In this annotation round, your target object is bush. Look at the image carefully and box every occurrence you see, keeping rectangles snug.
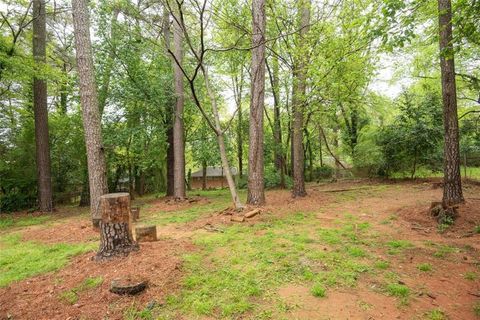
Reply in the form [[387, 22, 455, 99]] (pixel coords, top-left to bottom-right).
[[313, 165, 334, 180], [237, 166, 292, 189], [0, 192, 36, 213]]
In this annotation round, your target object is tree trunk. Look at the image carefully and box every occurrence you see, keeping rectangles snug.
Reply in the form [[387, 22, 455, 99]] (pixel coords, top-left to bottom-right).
[[166, 122, 174, 196], [267, 51, 285, 188], [96, 193, 138, 260], [203, 67, 243, 209], [202, 160, 207, 190], [163, 7, 175, 197], [291, 0, 310, 197], [33, 0, 53, 212], [72, 0, 108, 226], [247, 0, 266, 205], [233, 73, 244, 179], [172, 13, 186, 200], [438, 0, 464, 206]]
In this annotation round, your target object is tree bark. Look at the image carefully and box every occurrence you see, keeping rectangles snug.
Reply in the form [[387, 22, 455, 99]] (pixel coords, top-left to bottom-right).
[[172, 14, 186, 200], [33, 0, 53, 212], [267, 52, 285, 188], [438, 0, 464, 206], [96, 193, 138, 260], [292, 0, 310, 197], [202, 160, 207, 190], [233, 73, 244, 179], [247, 0, 266, 205], [72, 0, 108, 226]]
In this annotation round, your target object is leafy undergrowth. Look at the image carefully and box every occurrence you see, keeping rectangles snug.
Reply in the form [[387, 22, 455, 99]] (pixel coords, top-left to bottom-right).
[[0, 233, 96, 287]]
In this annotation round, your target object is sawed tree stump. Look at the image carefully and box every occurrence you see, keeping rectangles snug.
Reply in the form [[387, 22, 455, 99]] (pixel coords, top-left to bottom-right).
[[135, 225, 157, 242], [96, 193, 138, 260]]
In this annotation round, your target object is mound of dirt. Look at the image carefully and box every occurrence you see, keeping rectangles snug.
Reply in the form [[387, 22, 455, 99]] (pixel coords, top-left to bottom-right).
[[0, 239, 196, 320], [398, 198, 480, 238]]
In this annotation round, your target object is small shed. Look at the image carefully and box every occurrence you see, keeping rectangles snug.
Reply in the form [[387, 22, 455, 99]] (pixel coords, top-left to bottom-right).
[[190, 166, 238, 189]]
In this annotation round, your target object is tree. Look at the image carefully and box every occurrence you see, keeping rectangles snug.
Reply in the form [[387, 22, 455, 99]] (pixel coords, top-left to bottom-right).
[[171, 10, 186, 200], [438, 0, 464, 206], [71, 0, 108, 226], [32, 0, 53, 212], [291, 0, 310, 197], [247, 0, 266, 205]]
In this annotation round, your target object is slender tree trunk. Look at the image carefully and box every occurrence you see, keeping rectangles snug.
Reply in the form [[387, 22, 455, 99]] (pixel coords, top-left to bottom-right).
[[98, 8, 119, 115], [33, 0, 53, 212], [72, 0, 108, 226], [292, 0, 310, 197], [202, 160, 207, 190], [267, 52, 285, 188], [247, 0, 266, 205], [163, 9, 175, 197], [233, 73, 244, 179], [203, 67, 243, 209], [438, 0, 464, 206], [172, 12, 186, 200], [166, 124, 174, 196], [59, 62, 68, 114]]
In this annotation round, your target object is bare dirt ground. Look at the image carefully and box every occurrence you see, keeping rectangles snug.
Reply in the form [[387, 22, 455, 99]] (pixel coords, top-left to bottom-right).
[[1, 179, 479, 320]]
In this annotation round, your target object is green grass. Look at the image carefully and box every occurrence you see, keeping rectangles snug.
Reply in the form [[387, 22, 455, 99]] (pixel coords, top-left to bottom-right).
[[417, 263, 433, 272], [474, 302, 480, 317], [375, 260, 390, 270], [424, 309, 448, 320], [391, 166, 480, 180], [311, 283, 326, 297], [148, 210, 377, 318], [464, 271, 477, 281], [386, 240, 413, 255], [59, 276, 103, 305], [139, 189, 246, 226], [0, 233, 96, 287], [386, 283, 410, 305], [0, 215, 51, 230]]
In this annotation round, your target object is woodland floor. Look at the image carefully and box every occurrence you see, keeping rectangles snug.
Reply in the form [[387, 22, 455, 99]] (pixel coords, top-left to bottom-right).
[[1, 179, 480, 320]]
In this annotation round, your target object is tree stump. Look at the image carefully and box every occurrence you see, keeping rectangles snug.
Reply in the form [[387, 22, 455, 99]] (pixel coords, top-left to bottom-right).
[[135, 225, 157, 242], [131, 207, 140, 222], [110, 278, 148, 295], [96, 193, 138, 260]]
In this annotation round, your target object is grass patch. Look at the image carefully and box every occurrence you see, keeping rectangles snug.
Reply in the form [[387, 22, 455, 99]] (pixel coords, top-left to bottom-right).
[[465, 271, 478, 281], [375, 260, 390, 270], [59, 276, 103, 305], [311, 283, 326, 297], [0, 233, 95, 287], [424, 309, 448, 320], [386, 240, 413, 255], [474, 302, 480, 317], [417, 263, 433, 272], [386, 283, 410, 305], [432, 245, 458, 258], [0, 215, 50, 230]]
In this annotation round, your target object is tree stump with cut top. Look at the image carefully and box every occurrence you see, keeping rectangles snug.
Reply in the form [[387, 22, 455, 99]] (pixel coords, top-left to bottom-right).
[[135, 225, 157, 242], [96, 193, 138, 260]]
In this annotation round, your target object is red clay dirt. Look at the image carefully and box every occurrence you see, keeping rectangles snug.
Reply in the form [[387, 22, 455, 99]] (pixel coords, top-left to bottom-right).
[[1, 179, 480, 319]]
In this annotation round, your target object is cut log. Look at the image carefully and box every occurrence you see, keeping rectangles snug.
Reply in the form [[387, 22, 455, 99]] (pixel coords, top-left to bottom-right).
[[110, 278, 147, 295], [230, 215, 245, 222], [244, 209, 261, 219], [131, 207, 140, 222], [96, 193, 138, 260], [135, 225, 157, 242]]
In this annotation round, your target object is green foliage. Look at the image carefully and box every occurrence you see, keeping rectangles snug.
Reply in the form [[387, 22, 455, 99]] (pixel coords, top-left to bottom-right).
[[377, 91, 443, 178], [0, 234, 95, 287], [474, 302, 480, 317]]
